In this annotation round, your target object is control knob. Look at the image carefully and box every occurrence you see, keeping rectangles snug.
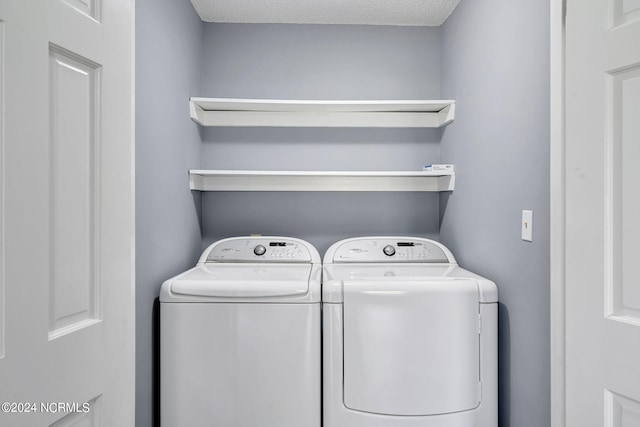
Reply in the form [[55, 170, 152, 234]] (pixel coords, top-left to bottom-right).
[[383, 245, 396, 256], [253, 245, 267, 256]]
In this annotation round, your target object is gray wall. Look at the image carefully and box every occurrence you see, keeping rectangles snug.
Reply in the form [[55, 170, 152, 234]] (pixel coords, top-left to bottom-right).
[[135, 1, 203, 426], [200, 24, 443, 253], [439, 1, 550, 426]]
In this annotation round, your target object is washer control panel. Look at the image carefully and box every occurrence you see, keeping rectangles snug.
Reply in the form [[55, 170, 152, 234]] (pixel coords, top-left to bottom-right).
[[205, 238, 313, 263], [331, 238, 451, 263]]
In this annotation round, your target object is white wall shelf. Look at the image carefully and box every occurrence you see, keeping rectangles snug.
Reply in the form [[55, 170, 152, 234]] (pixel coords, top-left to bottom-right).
[[189, 170, 455, 192], [189, 97, 455, 128]]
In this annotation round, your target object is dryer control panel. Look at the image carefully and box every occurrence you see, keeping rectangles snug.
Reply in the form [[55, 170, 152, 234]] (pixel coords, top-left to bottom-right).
[[328, 237, 454, 263], [202, 237, 317, 263]]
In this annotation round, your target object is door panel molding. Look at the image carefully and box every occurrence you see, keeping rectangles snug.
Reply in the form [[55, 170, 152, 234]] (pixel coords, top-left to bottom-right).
[[604, 65, 640, 326], [604, 389, 640, 427], [48, 44, 103, 340]]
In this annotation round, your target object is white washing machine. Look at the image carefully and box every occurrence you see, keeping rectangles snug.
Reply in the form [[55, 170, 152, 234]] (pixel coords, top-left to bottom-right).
[[323, 236, 498, 427], [160, 236, 321, 427]]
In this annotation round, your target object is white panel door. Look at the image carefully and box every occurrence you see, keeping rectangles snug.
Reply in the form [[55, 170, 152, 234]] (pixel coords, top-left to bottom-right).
[[565, 0, 640, 425], [0, 0, 134, 425]]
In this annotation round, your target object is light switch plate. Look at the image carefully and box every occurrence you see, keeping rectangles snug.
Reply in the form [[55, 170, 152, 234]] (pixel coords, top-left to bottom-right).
[[522, 210, 533, 242]]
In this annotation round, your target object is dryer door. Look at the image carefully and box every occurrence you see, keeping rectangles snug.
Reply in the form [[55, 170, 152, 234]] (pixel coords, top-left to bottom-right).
[[342, 279, 480, 416]]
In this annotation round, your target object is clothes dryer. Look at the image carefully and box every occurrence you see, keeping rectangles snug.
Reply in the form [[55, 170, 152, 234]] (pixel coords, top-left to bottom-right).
[[160, 236, 321, 427], [323, 236, 498, 427]]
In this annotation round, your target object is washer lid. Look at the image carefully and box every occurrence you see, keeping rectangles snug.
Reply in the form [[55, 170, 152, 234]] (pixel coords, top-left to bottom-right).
[[164, 264, 313, 299]]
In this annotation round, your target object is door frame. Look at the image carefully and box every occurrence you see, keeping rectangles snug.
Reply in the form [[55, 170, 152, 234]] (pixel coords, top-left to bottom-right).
[[550, 0, 566, 426]]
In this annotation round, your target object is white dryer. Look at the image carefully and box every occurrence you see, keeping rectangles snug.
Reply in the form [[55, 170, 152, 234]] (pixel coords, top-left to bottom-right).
[[323, 236, 498, 427], [160, 236, 321, 427]]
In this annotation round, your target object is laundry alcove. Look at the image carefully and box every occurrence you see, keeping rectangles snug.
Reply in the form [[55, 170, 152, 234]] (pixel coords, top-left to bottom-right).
[[135, 1, 551, 427]]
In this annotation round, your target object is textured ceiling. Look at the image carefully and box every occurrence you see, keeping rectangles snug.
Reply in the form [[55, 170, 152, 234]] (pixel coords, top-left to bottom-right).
[[190, 0, 461, 26]]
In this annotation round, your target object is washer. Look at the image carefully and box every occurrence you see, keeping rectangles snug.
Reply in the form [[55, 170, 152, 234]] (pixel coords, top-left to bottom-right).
[[160, 236, 321, 427], [323, 236, 498, 427]]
